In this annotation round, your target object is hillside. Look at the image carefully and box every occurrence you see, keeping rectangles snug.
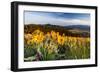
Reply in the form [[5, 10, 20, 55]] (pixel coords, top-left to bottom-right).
[[24, 24, 90, 37]]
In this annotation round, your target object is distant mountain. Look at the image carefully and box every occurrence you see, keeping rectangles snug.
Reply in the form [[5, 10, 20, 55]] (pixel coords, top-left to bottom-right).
[[43, 24, 90, 31], [24, 24, 90, 37], [64, 25, 90, 31]]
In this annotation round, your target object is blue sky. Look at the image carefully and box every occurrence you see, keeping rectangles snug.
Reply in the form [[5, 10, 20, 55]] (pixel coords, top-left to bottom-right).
[[24, 11, 90, 26]]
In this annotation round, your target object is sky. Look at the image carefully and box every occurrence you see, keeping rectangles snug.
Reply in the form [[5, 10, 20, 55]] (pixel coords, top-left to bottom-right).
[[24, 11, 90, 26]]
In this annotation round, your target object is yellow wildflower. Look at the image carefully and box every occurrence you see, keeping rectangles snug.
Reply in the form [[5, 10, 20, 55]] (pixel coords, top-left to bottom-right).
[[57, 35, 65, 45]]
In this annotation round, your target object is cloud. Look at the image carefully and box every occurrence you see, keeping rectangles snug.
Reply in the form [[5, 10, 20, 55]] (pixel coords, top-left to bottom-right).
[[60, 19, 90, 25]]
